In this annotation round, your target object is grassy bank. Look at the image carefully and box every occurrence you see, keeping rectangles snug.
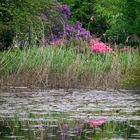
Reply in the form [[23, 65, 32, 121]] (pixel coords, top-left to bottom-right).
[[0, 46, 139, 89]]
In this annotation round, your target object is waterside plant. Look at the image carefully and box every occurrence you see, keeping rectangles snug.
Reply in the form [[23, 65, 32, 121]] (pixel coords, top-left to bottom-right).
[[0, 2, 140, 90], [0, 44, 139, 89], [121, 59, 140, 89]]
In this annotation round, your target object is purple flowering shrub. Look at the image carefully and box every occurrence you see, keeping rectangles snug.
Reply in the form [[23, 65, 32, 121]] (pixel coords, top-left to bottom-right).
[[42, 4, 92, 46], [42, 3, 112, 54], [56, 4, 71, 19], [65, 21, 91, 40], [45, 21, 92, 45]]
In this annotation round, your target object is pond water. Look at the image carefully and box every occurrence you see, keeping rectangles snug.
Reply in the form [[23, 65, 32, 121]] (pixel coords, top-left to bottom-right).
[[0, 88, 140, 140]]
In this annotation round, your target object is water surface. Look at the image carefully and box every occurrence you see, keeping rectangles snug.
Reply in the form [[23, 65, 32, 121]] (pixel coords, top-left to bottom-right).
[[0, 88, 140, 140]]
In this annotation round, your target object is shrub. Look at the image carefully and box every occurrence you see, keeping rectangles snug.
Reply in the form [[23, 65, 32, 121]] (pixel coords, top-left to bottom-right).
[[89, 39, 112, 53], [121, 60, 140, 89]]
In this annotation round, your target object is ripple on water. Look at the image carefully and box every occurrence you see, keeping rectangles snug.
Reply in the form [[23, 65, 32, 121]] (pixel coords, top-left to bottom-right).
[[0, 89, 140, 140]]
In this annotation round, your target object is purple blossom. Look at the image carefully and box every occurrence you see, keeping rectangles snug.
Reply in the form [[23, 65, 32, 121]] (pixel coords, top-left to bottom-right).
[[45, 35, 62, 45], [65, 24, 76, 36], [74, 125, 82, 133], [44, 4, 91, 45], [45, 21, 91, 45], [65, 21, 92, 40], [56, 4, 71, 18], [63, 124, 69, 132], [51, 38, 62, 45], [75, 21, 83, 29]]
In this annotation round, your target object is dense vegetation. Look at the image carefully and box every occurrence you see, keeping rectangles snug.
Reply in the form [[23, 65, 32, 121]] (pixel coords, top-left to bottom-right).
[[0, 0, 140, 89], [61, 0, 140, 42], [1, 0, 140, 47], [121, 60, 140, 89], [0, 0, 61, 49]]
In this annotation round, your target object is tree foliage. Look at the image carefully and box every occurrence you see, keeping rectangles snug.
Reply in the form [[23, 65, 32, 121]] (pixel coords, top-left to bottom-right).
[[95, 0, 140, 42], [1, 0, 140, 50], [0, 0, 59, 32], [0, 0, 59, 49], [60, 0, 107, 35], [61, 0, 140, 43]]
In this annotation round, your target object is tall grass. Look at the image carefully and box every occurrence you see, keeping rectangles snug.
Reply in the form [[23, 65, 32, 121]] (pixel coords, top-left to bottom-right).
[[0, 45, 139, 89]]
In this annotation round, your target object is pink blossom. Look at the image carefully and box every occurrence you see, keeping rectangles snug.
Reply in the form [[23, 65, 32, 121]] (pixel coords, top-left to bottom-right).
[[89, 39, 112, 53], [88, 117, 107, 127]]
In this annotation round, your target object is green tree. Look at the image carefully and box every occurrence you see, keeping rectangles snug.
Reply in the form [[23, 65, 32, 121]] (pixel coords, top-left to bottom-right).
[[95, 0, 140, 42], [60, 0, 107, 35], [0, 0, 59, 49]]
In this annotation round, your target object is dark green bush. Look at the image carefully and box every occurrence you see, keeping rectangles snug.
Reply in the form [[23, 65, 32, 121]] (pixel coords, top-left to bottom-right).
[[0, 29, 15, 51], [121, 60, 140, 89]]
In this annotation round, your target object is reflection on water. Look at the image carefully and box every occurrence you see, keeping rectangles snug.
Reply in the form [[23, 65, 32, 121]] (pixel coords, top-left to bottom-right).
[[0, 88, 140, 140]]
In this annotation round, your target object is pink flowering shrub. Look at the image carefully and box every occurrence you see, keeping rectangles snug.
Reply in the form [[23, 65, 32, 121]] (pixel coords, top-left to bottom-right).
[[89, 38, 112, 53]]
